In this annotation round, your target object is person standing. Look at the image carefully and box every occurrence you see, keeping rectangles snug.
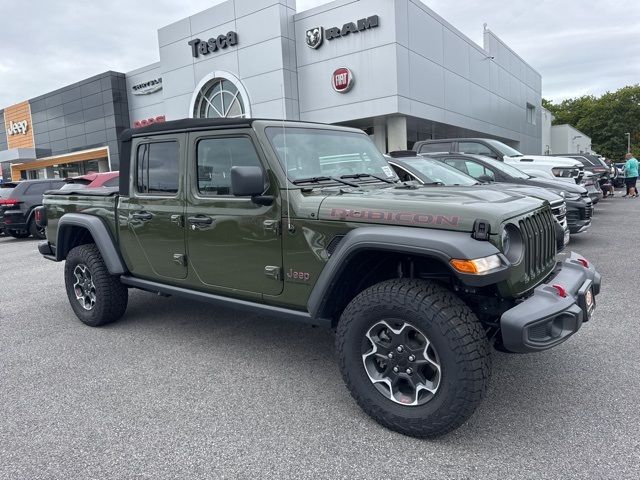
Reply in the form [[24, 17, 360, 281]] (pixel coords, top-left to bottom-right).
[[623, 153, 639, 197]]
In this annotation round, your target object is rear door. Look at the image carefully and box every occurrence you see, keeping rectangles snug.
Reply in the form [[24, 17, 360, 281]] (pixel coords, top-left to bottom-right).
[[118, 134, 188, 280], [184, 130, 283, 296]]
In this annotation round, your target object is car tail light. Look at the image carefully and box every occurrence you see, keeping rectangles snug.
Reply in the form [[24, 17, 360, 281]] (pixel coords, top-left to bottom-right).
[[0, 199, 20, 207], [577, 258, 589, 268]]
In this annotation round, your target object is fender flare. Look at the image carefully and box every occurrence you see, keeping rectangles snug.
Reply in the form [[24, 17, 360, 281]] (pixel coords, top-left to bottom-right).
[[307, 226, 508, 320], [56, 213, 127, 275]]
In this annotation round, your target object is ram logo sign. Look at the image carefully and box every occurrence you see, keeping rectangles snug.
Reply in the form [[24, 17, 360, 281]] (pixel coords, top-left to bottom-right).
[[306, 15, 379, 49], [6, 120, 28, 136]]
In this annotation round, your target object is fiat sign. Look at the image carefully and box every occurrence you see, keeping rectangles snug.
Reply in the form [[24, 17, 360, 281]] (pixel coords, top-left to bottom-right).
[[332, 67, 354, 93]]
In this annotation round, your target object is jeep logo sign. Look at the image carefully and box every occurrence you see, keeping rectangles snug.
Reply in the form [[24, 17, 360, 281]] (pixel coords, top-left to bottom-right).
[[306, 15, 379, 49], [188, 32, 238, 58], [6, 120, 28, 136], [332, 67, 354, 93]]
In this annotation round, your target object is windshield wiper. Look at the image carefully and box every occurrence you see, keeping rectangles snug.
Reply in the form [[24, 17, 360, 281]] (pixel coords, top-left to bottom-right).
[[421, 181, 445, 186], [292, 176, 359, 187], [340, 173, 395, 184]]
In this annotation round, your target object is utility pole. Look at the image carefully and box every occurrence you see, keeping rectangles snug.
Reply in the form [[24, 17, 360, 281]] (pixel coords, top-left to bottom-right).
[[625, 132, 631, 153]]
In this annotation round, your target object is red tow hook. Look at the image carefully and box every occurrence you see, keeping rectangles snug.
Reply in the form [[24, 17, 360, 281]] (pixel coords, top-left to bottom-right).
[[552, 284, 568, 298]]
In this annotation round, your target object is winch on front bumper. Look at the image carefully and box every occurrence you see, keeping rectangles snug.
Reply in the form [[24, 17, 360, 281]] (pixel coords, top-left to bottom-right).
[[500, 252, 601, 353]]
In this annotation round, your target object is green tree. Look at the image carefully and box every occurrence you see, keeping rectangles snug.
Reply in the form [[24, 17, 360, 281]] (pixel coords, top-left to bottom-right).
[[544, 85, 640, 160]]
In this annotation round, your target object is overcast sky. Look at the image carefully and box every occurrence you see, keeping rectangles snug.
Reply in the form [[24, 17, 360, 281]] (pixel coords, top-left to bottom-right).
[[0, 0, 638, 107]]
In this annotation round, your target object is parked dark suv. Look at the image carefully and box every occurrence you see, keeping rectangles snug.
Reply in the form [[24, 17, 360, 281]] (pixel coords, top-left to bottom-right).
[[419, 153, 594, 235], [0, 179, 65, 239]]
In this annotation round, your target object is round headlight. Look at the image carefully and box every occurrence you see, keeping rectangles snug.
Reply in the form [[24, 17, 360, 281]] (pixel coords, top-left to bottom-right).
[[502, 224, 524, 263], [501, 228, 510, 253]]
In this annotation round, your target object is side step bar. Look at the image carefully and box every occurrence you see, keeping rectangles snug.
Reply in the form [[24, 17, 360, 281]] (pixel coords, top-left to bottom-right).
[[119, 275, 327, 327]]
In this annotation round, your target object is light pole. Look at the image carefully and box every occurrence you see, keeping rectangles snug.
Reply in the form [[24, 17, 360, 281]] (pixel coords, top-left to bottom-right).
[[625, 132, 631, 153]]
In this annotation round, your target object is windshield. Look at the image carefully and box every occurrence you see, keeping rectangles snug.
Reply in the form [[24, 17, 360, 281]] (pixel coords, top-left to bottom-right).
[[484, 139, 522, 157], [403, 158, 478, 186], [265, 127, 397, 182], [482, 157, 531, 179]]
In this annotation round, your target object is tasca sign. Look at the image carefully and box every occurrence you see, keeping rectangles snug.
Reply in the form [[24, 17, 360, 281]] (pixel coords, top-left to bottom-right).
[[6, 120, 28, 136], [305, 15, 379, 49], [188, 32, 238, 58]]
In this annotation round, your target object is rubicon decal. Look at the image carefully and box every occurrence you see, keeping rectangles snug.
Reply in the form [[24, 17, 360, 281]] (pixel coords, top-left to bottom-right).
[[6, 120, 28, 136], [330, 208, 461, 226]]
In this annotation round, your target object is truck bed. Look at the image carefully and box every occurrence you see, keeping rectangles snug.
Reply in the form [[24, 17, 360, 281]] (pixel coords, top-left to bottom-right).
[[43, 187, 120, 243]]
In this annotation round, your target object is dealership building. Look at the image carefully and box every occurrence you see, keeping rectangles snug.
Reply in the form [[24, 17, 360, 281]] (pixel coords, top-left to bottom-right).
[[0, 0, 543, 181]]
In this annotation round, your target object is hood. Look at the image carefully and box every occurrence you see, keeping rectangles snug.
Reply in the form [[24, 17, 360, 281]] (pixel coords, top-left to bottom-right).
[[315, 185, 544, 233], [491, 184, 563, 204], [519, 176, 587, 194]]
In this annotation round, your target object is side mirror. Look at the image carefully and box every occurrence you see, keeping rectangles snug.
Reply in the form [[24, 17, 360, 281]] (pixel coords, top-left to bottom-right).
[[230, 166, 272, 205], [478, 175, 494, 183]]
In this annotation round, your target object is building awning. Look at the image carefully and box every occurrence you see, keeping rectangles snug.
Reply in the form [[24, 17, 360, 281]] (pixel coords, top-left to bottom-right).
[[0, 148, 38, 164], [10, 146, 110, 180]]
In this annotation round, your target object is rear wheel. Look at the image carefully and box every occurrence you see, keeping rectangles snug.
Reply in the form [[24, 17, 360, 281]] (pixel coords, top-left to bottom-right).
[[28, 219, 46, 239], [64, 244, 128, 326], [7, 229, 29, 239], [336, 279, 491, 438]]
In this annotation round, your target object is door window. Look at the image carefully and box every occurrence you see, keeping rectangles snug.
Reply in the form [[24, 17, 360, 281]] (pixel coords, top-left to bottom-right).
[[390, 164, 414, 182], [196, 137, 263, 196], [24, 182, 51, 195], [463, 161, 495, 180], [458, 142, 497, 158], [443, 159, 469, 174], [417, 142, 452, 154], [136, 141, 180, 195]]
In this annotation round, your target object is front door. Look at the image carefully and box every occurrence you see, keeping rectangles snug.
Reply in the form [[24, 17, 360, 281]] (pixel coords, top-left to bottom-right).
[[184, 131, 283, 296], [119, 134, 187, 280]]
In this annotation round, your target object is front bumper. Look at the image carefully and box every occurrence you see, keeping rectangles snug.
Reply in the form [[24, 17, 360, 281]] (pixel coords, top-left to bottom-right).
[[569, 219, 591, 234], [566, 199, 593, 234], [500, 252, 601, 353]]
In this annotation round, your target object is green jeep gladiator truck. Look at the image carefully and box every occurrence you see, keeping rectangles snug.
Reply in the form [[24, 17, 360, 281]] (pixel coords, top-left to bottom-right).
[[37, 118, 601, 438]]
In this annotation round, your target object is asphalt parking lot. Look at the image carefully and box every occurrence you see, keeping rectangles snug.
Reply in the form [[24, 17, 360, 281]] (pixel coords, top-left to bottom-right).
[[1, 196, 639, 479]]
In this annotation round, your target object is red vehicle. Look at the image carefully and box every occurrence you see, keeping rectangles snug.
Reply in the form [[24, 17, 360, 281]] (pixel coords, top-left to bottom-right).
[[59, 172, 119, 191]]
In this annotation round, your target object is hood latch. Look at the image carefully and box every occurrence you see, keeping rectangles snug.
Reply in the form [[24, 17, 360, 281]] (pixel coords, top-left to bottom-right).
[[472, 219, 491, 241]]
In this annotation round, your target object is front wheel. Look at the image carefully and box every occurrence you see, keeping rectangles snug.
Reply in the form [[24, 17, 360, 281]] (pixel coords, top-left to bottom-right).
[[336, 279, 491, 438], [64, 244, 128, 326]]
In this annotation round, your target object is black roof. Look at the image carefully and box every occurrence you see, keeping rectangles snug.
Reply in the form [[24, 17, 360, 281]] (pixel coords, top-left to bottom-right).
[[120, 117, 257, 142], [387, 150, 421, 158]]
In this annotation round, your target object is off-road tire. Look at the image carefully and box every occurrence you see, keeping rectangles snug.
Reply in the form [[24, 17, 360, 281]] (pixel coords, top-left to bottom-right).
[[7, 230, 29, 239], [64, 244, 128, 327], [28, 218, 46, 239], [336, 279, 491, 438]]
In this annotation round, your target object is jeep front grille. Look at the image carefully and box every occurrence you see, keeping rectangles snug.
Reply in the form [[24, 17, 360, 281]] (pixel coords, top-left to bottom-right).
[[519, 209, 556, 279]]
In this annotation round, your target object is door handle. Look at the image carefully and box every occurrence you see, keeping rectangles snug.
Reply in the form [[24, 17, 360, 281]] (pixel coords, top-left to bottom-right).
[[131, 212, 153, 221], [187, 215, 214, 225]]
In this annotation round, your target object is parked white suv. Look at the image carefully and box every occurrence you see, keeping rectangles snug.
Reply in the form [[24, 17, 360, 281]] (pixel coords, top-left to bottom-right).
[[413, 138, 584, 184]]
